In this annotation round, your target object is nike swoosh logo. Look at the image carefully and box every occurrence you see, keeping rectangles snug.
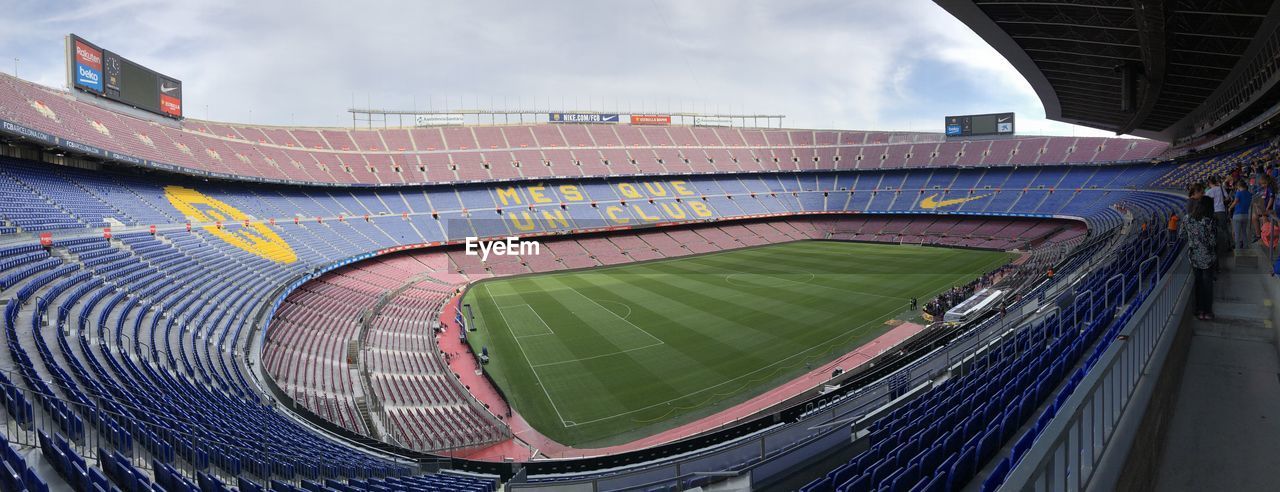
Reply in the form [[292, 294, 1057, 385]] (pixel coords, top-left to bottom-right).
[[161, 86, 178, 93], [998, 117, 1010, 122], [918, 193, 992, 209]]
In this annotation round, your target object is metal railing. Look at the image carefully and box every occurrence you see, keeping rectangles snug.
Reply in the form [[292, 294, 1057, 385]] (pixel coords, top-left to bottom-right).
[[1000, 251, 1190, 491]]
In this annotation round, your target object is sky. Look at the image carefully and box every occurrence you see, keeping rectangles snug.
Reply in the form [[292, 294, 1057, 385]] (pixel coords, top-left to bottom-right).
[[0, 0, 1119, 136]]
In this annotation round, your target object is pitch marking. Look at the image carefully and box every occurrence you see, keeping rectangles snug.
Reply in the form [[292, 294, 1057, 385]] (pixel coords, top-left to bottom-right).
[[486, 284, 572, 426], [484, 247, 1012, 429], [529, 341, 665, 369], [723, 271, 815, 288], [503, 304, 556, 338], [591, 298, 633, 320], [561, 285, 664, 346]]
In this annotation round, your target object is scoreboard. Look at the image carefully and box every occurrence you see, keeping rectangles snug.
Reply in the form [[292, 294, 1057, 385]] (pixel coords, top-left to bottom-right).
[[67, 34, 183, 119], [945, 112, 1014, 137]]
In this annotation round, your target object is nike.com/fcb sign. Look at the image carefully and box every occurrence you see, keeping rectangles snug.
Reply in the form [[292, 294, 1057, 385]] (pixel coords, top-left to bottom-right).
[[549, 113, 619, 124]]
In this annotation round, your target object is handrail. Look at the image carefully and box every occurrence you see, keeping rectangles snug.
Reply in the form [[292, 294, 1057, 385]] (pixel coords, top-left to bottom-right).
[[999, 251, 1190, 491], [1103, 273, 1127, 311], [1138, 254, 1161, 293]]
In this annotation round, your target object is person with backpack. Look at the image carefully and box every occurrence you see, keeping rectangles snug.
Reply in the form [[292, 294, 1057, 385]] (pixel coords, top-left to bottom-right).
[[1206, 177, 1231, 271]]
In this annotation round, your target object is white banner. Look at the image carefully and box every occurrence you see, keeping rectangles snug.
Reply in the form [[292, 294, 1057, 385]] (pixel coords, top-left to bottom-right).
[[693, 116, 733, 127], [415, 114, 465, 126]]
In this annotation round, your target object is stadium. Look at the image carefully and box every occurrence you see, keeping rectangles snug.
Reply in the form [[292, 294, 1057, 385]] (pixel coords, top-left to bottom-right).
[[0, 1, 1278, 491]]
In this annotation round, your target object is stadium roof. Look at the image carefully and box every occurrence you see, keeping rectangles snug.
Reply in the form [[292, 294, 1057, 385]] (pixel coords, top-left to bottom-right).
[[937, 0, 1280, 143]]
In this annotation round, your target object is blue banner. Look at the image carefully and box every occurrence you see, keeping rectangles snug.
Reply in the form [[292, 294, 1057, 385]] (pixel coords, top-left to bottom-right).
[[0, 120, 56, 145], [75, 63, 103, 92]]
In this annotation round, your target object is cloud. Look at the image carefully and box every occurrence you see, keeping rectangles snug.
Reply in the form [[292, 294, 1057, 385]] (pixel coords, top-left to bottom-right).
[[4, 0, 1118, 137]]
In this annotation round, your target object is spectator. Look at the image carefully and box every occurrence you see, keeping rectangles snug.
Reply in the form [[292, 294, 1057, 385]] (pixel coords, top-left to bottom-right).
[[1167, 212, 1179, 233], [1206, 177, 1230, 257], [1188, 182, 1205, 204], [1180, 197, 1216, 320], [1255, 173, 1277, 242], [1229, 180, 1253, 250], [920, 264, 1014, 320]]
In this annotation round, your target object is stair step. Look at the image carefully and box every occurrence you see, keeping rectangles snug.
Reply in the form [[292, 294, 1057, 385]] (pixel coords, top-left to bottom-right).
[[1212, 301, 1270, 320], [1193, 293, 1275, 341]]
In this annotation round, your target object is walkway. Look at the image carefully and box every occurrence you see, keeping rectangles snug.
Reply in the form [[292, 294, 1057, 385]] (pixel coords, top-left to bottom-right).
[[1150, 246, 1280, 491]]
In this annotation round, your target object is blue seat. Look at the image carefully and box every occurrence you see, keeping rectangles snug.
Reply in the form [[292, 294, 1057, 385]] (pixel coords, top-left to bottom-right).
[[895, 463, 920, 492], [899, 438, 919, 467], [948, 446, 976, 491], [1000, 407, 1020, 442], [868, 460, 895, 489], [878, 467, 906, 492], [920, 443, 943, 473], [1012, 429, 1039, 465], [801, 476, 831, 492], [981, 458, 1011, 492], [1, 462, 21, 492], [978, 426, 1001, 463], [962, 415, 983, 442], [906, 448, 929, 474], [829, 461, 860, 489], [942, 430, 962, 459], [909, 472, 944, 492]]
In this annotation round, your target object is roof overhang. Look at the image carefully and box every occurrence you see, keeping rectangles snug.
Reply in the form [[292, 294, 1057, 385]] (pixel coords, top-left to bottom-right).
[[936, 0, 1280, 143]]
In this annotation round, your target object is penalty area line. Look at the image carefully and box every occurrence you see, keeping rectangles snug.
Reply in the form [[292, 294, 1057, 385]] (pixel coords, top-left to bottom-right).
[[487, 284, 574, 428]]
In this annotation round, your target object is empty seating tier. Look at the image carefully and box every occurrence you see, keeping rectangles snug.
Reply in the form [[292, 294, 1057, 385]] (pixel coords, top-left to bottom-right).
[[0, 73, 1168, 187]]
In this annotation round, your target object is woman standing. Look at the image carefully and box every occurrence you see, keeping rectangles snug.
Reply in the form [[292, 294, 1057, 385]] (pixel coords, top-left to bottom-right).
[[1229, 180, 1253, 250], [1181, 197, 1217, 320]]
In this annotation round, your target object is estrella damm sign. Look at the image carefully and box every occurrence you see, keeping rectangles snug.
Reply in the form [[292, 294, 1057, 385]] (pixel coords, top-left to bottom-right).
[[918, 192, 993, 210], [163, 185, 297, 263]]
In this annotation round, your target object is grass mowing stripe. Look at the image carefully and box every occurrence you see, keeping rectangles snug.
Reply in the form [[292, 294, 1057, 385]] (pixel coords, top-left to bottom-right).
[[573, 272, 777, 373], [464, 240, 1016, 446], [520, 274, 689, 422], [622, 262, 863, 319], [654, 259, 914, 306], [616, 308, 906, 427], [554, 276, 664, 345]]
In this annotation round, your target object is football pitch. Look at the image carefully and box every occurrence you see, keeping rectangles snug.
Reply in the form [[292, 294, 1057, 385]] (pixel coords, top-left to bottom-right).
[[462, 240, 1015, 447]]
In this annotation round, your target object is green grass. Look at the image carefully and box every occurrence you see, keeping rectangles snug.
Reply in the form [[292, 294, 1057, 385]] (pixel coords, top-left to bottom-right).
[[462, 240, 1015, 447]]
